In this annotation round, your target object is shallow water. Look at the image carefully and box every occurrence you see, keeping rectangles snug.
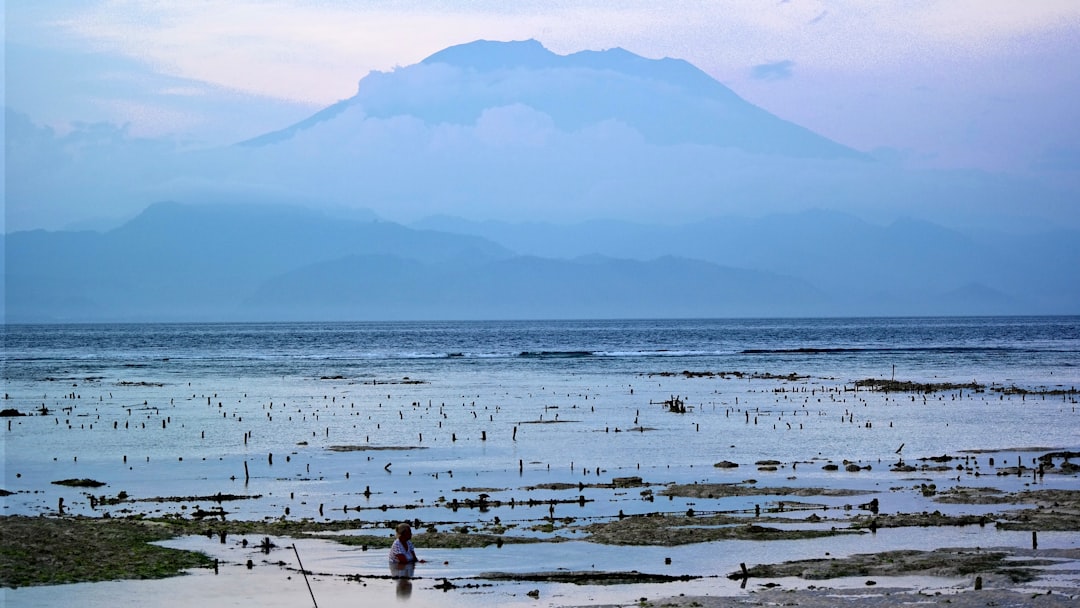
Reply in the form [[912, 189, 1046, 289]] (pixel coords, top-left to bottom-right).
[[7, 528, 1077, 608], [3, 368, 1075, 523], [2, 318, 1079, 605]]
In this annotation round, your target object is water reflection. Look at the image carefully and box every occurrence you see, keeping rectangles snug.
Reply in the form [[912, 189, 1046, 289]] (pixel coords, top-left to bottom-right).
[[390, 562, 415, 600]]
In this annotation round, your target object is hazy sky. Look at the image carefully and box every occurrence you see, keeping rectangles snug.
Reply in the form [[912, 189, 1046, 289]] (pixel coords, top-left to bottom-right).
[[6, 0, 1079, 174]]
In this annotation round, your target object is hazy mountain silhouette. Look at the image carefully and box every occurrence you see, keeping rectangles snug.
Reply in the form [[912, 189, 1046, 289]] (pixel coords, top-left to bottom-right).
[[412, 211, 1080, 315], [246, 39, 859, 159], [3, 202, 509, 322], [6, 201, 1070, 322], [6, 202, 838, 322]]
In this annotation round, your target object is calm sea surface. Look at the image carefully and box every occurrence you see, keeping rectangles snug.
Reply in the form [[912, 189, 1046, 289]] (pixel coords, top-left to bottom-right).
[[5, 316, 1079, 384]]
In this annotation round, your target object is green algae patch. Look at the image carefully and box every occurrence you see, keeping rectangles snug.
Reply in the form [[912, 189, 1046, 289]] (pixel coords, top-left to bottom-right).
[[851, 512, 993, 529], [854, 379, 982, 393], [661, 483, 871, 499], [479, 570, 699, 585], [0, 516, 213, 588], [729, 548, 1052, 583], [329, 531, 544, 550], [932, 488, 1080, 531], [582, 513, 862, 546]]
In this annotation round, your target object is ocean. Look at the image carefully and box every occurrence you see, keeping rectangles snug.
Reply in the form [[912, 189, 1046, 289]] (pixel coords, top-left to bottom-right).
[[3, 316, 1080, 605], [4, 316, 1078, 520], [6, 316, 1078, 385]]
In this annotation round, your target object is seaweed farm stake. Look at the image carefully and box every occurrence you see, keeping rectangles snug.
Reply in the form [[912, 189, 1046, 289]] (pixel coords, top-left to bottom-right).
[[292, 544, 318, 608]]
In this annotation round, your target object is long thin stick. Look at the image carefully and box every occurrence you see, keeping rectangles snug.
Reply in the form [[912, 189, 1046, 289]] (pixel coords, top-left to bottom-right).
[[292, 544, 318, 608]]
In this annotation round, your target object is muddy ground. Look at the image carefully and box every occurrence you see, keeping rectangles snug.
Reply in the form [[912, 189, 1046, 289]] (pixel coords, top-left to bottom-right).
[[598, 587, 1079, 608]]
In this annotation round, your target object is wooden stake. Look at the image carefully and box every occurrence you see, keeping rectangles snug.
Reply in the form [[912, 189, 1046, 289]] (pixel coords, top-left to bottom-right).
[[292, 544, 318, 608]]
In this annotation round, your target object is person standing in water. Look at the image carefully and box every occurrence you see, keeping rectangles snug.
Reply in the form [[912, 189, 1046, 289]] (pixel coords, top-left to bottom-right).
[[389, 522, 425, 565]]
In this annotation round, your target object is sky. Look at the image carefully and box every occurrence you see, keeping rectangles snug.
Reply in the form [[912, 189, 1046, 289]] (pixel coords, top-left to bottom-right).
[[4, 1, 1080, 232], [6, 1, 1080, 165]]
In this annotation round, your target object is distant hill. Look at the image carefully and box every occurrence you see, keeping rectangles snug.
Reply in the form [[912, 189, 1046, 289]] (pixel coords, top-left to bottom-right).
[[5, 202, 836, 322], [6, 202, 1076, 322], [3, 202, 509, 322], [411, 211, 1080, 316]]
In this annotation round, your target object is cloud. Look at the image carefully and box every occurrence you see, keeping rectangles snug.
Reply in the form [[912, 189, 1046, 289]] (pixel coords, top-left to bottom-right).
[[19, 1, 1080, 105], [750, 59, 795, 81], [5, 42, 317, 145], [474, 104, 555, 147]]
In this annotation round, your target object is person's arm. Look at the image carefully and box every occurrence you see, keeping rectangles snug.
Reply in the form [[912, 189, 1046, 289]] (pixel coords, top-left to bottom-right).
[[409, 541, 425, 563]]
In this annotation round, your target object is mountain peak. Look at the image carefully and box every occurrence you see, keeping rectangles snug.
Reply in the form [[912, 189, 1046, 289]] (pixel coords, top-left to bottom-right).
[[422, 39, 558, 71], [243, 38, 862, 159], [420, 39, 727, 98]]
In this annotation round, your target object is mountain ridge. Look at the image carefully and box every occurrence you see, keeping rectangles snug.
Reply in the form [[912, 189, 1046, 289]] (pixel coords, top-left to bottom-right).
[[421, 39, 739, 102], [409, 210, 1080, 315], [239, 38, 860, 158], [4, 202, 842, 322], [5, 202, 1072, 323]]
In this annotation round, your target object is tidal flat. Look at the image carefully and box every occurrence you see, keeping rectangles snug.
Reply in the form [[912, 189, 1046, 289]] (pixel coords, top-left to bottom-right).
[[3, 364, 1079, 607]]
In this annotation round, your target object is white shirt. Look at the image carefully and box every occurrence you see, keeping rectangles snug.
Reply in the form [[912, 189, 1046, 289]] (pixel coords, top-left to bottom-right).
[[388, 538, 417, 564]]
